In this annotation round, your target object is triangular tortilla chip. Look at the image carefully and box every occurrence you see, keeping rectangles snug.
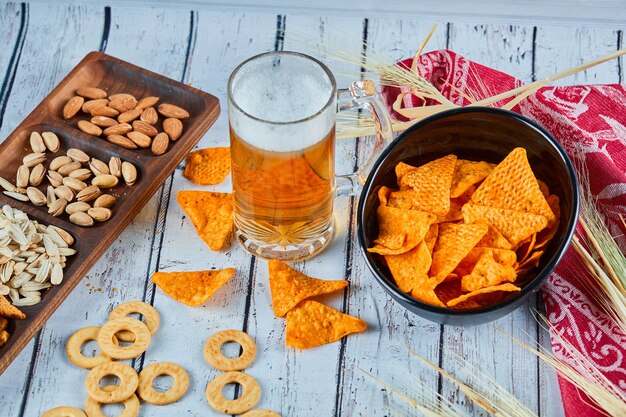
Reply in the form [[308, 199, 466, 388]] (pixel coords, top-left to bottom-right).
[[435, 280, 481, 309], [398, 155, 457, 216], [429, 223, 488, 281], [152, 268, 235, 306], [450, 159, 495, 198], [436, 199, 463, 223], [387, 189, 418, 210], [461, 251, 517, 292], [424, 224, 439, 254], [385, 241, 432, 293], [455, 247, 517, 277], [368, 206, 436, 255], [470, 148, 555, 223], [476, 224, 513, 250], [447, 283, 521, 307], [462, 203, 547, 247], [535, 194, 561, 250], [268, 261, 348, 317], [285, 300, 366, 349], [183, 147, 231, 185], [0, 295, 26, 319], [377, 186, 393, 206], [177, 191, 233, 251], [395, 162, 417, 186]]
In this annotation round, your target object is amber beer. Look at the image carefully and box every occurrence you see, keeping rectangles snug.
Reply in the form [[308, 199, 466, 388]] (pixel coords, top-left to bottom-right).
[[228, 51, 338, 260]]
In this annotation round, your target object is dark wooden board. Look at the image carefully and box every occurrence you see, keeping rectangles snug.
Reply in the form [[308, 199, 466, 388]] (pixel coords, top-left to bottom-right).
[[0, 51, 220, 374]]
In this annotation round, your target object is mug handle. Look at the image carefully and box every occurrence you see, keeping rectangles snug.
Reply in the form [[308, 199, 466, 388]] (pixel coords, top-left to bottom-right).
[[335, 80, 394, 196]]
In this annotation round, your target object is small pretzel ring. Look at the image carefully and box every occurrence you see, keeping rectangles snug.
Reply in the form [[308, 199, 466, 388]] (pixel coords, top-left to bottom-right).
[[84, 385, 140, 417], [85, 362, 138, 404], [137, 362, 190, 405], [206, 371, 261, 415], [97, 317, 151, 360], [41, 406, 87, 417], [109, 301, 160, 342], [204, 330, 256, 371]]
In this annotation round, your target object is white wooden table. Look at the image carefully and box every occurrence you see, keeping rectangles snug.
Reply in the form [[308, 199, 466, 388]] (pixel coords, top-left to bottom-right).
[[0, 2, 623, 416]]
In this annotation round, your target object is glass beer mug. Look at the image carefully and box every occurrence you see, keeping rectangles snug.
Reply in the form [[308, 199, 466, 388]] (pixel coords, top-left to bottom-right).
[[228, 51, 393, 261]]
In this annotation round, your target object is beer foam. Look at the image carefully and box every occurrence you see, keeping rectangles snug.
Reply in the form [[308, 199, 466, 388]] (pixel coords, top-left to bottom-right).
[[230, 56, 335, 152]]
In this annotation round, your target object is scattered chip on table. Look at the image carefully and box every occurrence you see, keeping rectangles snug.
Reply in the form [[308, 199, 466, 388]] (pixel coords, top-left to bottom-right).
[[183, 147, 231, 185], [152, 268, 235, 306], [285, 300, 366, 349], [268, 260, 348, 317], [0, 295, 26, 320], [177, 190, 233, 251]]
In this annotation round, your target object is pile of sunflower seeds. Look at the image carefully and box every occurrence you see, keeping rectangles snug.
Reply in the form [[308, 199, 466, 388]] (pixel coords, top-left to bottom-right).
[[0, 205, 76, 306]]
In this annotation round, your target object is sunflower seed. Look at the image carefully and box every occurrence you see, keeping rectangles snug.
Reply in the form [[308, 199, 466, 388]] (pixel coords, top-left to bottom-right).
[[0, 176, 16, 193]]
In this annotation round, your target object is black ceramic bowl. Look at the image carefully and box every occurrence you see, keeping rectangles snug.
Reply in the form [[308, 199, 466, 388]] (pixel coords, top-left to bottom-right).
[[357, 107, 579, 326]]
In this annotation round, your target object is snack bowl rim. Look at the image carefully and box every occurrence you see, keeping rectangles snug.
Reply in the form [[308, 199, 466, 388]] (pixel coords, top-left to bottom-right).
[[356, 106, 580, 325]]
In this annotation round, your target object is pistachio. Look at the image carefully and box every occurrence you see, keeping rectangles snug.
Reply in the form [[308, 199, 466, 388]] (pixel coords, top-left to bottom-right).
[[26, 187, 46, 206], [29, 163, 46, 187], [46, 186, 56, 207], [67, 148, 90, 164], [109, 157, 122, 178], [68, 168, 92, 182], [89, 158, 110, 176], [42, 132, 61, 153], [46, 170, 64, 188], [54, 186, 74, 202], [16, 165, 29, 188], [66, 201, 91, 215], [91, 174, 119, 188], [57, 161, 82, 177], [50, 156, 72, 171], [121, 162, 137, 186], [88, 207, 112, 222], [69, 212, 94, 227], [76, 185, 101, 203], [48, 199, 67, 217], [23, 153, 46, 168], [30, 132, 46, 153], [93, 194, 116, 209], [62, 177, 87, 192]]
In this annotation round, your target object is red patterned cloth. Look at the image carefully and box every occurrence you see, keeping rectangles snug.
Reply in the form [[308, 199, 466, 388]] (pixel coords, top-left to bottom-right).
[[381, 50, 626, 416]]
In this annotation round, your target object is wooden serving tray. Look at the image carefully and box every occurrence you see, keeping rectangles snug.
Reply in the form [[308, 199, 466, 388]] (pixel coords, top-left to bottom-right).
[[0, 51, 220, 374]]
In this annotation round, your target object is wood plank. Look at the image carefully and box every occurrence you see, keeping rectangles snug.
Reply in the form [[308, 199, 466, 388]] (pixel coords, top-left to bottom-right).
[[533, 24, 620, 417], [334, 16, 447, 417], [15, 6, 194, 416], [147, 9, 278, 416], [0, 2, 24, 125], [440, 21, 543, 416]]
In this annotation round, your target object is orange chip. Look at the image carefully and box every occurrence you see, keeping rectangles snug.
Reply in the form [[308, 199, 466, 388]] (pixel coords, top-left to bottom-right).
[[0, 295, 26, 320], [471, 148, 555, 223], [447, 283, 521, 307], [395, 162, 417, 186], [476, 224, 513, 249], [436, 199, 463, 223], [385, 242, 432, 293], [435, 280, 481, 309], [518, 250, 545, 270], [516, 234, 537, 263], [268, 261, 348, 317], [461, 251, 517, 292], [183, 147, 231, 185], [368, 206, 436, 255], [177, 191, 233, 251], [387, 189, 418, 210], [453, 184, 477, 206], [462, 204, 547, 247], [152, 268, 235, 306], [424, 224, 439, 254], [398, 155, 457, 216], [377, 186, 393, 206], [450, 159, 495, 198], [411, 286, 445, 307], [454, 247, 517, 277], [535, 194, 561, 250], [285, 300, 366, 349], [429, 223, 488, 281]]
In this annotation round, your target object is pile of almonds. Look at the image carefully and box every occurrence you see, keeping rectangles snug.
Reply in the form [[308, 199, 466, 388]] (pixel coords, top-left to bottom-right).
[[0, 131, 138, 227], [0, 204, 75, 307], [63, 86, 189, 156]]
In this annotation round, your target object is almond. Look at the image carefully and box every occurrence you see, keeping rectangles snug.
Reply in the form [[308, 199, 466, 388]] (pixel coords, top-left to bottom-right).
[[127, 131, 151, 148], [91, 116, 118, 127], [77, 120, 102, 136], [42, 132, 61, 152], [136, 96, 159, 110], [109, 94, 137, 112], [117, 108, 143, 124], [107, 134, 138, 150], [30, 132, 46, 153], [103, 123, 132, 136], [163, 117, 183, 141], [151, 132, 169, 156], [76, 87, 107, 99], [82, 99, 109, 113], [63, 96, 84, 119], [158, 103, 189, 119], [108, 93, 136, 102], [90, 106, 119, 117], [140, 107, 158, 125], [132, 120, 158, 137]]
